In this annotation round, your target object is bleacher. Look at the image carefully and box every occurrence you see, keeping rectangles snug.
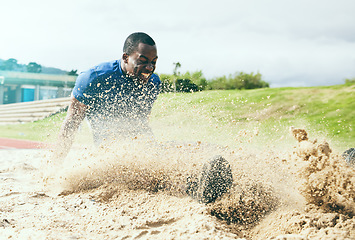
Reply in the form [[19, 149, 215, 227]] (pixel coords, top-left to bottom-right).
[[0, 97, 70, 124]]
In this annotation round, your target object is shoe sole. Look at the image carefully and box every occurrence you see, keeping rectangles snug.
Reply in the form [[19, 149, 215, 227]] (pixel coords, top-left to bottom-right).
[[193, 155, 233, 204]]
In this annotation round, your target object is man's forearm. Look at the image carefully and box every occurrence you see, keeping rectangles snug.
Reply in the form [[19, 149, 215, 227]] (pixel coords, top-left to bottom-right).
[[53, 97, 87, 160], [56, 117, 82, 157]]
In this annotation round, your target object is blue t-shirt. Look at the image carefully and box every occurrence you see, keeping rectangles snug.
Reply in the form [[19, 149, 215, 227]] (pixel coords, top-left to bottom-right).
[[72, 59, 160, 143]]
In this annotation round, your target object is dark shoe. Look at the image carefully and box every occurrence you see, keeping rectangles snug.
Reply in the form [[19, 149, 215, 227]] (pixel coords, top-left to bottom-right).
[[342, 148, 355, 167], [187, 155, 233, 204], [186, 176, 199, 197]]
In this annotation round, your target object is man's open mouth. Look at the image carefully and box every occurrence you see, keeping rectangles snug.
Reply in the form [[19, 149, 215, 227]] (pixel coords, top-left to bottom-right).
[[140, 72, 151, 79], [137, 72, 152, 83]]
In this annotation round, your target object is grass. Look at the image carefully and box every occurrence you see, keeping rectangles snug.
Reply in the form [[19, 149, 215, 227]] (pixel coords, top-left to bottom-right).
[[150, 84, 354, 151], [0, 84, 354, 152], [0, 113, 66, 142]]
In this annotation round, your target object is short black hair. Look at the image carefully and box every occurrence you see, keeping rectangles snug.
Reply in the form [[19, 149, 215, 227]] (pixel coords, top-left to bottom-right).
[[123, 32, 156, 55]]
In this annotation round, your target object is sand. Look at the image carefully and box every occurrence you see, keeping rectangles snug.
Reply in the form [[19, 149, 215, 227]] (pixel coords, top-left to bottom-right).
[[0, 129, 354, 239]]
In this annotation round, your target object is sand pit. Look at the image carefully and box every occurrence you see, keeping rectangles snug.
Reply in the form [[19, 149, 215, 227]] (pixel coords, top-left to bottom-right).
[[1, 129, 354, 239]]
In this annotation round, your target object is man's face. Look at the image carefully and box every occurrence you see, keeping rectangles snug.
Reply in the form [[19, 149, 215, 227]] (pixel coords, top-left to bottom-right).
[[122, 43, 158, 84]]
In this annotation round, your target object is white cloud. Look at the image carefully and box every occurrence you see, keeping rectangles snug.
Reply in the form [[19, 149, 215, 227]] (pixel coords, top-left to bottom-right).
[[1, 0, 354, 87]]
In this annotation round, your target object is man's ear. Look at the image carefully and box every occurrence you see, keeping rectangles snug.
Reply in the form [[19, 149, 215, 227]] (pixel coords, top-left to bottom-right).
[[122, 53, 129, 64]]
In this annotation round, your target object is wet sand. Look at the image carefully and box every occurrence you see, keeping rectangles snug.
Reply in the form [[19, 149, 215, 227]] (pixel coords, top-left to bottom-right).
[[0, 129, 354, 239]]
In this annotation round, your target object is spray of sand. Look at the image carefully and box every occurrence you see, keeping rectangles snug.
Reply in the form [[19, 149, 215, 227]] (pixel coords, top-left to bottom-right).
[[41, 126, 355, 239], [248, 128, 355, 239], [291, 127, 355, 217], [46, 137, 228, 196]]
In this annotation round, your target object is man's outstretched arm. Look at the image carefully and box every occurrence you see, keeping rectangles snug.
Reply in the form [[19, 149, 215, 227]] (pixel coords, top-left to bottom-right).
[[53, 96, 88, 160]]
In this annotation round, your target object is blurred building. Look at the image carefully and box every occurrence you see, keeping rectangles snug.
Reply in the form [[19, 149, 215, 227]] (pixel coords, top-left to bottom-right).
[[0, 71, 76, 104]]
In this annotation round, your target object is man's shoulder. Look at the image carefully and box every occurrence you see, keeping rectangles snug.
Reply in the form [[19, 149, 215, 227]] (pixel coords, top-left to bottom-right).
[[75, 60, 123, 87], [85, 60, 121, 77], [150, 73, 161, 86]]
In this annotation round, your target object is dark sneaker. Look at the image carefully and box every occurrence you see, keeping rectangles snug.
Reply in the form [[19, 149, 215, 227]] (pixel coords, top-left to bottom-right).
[[342, 148, 355, 167], [187, 155, 233, 204], [186, 176, 199, 197]]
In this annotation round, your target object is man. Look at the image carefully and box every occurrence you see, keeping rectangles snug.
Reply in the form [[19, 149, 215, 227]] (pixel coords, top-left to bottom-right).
[[54, 32, 233, 204], [55, 32, 160, 159]]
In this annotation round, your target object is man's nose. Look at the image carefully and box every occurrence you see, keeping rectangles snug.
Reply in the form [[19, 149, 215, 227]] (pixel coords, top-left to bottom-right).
[[146, 63, 154, 71]]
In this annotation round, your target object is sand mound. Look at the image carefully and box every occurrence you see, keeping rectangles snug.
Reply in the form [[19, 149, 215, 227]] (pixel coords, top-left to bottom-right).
[[54, 129, 355, 231], [251, 208, 355, 239], [209, 180, 279, 225], [2, 128, 349, 239], [291, 127, 355, 217]]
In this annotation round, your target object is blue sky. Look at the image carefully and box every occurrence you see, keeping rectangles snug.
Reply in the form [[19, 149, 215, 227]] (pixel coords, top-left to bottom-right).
[[1, 0, 355, 87]]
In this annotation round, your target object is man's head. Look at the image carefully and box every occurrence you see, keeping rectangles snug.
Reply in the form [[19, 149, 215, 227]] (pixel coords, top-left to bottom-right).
[[122, 32, 158, 84]]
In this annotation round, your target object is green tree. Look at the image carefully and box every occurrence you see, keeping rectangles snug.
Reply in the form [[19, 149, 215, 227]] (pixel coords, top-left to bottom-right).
[[173, 62, 181, 76], [159, 67, 207, 93], [180, 71, 207, 91], [207, 72, 269, 90], [159, 73, 174, 92], [27, 62, 42, 73], [176, 78, 199, 92], [207, 75, 229, 90], [345, 78, 355, 85], [172, 62, 182, 92], [0, 58, 19, 71], [67, 69, 78, 76]]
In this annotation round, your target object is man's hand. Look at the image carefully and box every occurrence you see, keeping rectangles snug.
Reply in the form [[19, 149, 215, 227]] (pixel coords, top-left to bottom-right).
[[53, 96, 87, 161]]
